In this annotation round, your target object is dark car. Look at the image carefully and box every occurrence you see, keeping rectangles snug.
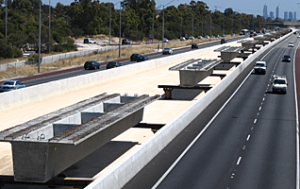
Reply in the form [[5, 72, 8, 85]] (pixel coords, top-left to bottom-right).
[[106, 61, 122, 69], [122, 39, 131, 45], [84, 60, 100, 70], [130, 53, 142, 61], [282, 55, 291, 62], [220, 39, 227, 44], [0, 80, 26, 92], [191, 43, 199, 49], [136, 55, 148, 62]]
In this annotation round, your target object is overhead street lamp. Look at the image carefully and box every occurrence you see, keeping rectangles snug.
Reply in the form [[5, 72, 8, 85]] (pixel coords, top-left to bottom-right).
[[5, 0, 7, 41], [38, 0, 41, 73], [161, 0, 178, 50], [49, 0, 51, 54]]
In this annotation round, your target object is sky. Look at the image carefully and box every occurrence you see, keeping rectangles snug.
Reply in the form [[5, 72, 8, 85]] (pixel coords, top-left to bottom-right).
[[45, 0, 300, 19]]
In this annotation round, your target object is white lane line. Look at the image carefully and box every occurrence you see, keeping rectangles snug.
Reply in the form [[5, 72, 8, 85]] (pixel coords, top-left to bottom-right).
[[259, 107, 262, 111], [251, 126, 254, 131], [254, 119, 257, 124], [262, 97, 265, 101], [243, 145, 246, 150], [151, 58, 258, 189], [151, 43, 277, 189], [236, 157, 242, 165], [246, 135, 251, 141], [257, 113, 260, 116]]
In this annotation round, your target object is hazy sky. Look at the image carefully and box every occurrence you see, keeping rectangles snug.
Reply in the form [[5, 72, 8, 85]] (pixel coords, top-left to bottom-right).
[[45, 0, 300, 19]]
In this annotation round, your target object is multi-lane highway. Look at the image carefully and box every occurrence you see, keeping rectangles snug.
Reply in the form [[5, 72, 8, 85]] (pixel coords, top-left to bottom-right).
[[16, 36, 246, 87], [123, 34, 298, 188]]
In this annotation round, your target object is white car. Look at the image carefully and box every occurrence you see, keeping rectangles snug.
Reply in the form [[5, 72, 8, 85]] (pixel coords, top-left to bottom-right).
[[162, 48, 173, 55], [180, 37, 186, 41], [272, 75, 288, 94], [188, 36, 195, 40], [163, 38, 169, 43], [0, 80, 26, 92], [253, 60, 267, 74], [298, 35, 300, 38], [197, 36, 203, 39], [288, 42, 294, 47]]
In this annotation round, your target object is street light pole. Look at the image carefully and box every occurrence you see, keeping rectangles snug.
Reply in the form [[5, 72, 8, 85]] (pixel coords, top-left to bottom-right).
[[5, 0, 7, 41], [49, 0, 51, 54], [162, 5, 164, 49], [152, 9, 154, 44], [109, 5, 111, 45], [192, 9, 194, 37], [180, 11, 182, 38], [119, 2, 121, 58], [38, 0, 41, 73]]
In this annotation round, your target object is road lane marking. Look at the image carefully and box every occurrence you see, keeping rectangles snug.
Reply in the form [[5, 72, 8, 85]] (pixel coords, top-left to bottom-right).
[[246, 135, 251, 141], [254, 119, 257, 123], [236, 157, 242, 165], [259, 107, 262, 111]]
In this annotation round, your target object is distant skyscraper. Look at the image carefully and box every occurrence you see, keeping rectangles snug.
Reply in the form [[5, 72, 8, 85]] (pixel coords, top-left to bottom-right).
[[294, 12, 297, 21], [284, 11, 288, 20], [263, 4, 268, 19], [289, 11, 293, 20], [276, 6, 279, 18], [270, 11, 274, 19]]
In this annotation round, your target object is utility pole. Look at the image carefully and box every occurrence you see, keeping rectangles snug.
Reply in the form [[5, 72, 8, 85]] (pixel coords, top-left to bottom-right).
[[152, 9, 154, 44], [49, 0, 51, 54], [38, 0, 41, 73], [5, 0, 7, 41], [109, 5, 111, 45], [119, 2, 121, 58]]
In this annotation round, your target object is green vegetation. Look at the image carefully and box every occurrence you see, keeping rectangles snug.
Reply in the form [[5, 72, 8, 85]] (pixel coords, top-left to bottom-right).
[[0, 0, 279, 59]]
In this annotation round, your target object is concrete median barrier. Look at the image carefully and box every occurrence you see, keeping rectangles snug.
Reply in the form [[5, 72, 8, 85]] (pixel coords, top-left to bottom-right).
[[85, 32, 292, 189]]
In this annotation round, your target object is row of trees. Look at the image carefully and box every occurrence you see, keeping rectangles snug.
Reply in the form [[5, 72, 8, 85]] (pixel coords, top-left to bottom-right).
[[0, 0, 281, 59]]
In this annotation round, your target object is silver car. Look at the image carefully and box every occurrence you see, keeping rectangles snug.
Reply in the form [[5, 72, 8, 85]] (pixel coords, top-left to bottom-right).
[[162, 48, 173, 55], [0, 80, 26, 92]]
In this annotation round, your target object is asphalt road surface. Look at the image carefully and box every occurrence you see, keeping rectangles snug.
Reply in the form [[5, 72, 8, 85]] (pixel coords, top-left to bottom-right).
[[16, 36, 246, 87], [123, 35, 298, 189]]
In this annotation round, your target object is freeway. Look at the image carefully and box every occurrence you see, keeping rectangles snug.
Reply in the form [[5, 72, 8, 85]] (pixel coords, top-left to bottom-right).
[[16, 36, 246, 87], [123, 35, 298, 188]]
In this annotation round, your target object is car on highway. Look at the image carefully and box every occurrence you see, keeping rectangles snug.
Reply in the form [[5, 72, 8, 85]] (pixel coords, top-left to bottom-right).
[[215, 34, 220, 38], [231, 33, 236, 36], [163, 38, 169, 43], [136, 55, 148, 62], [272, 75, 288, 94], [84, 60, 100, 70], [106, 61, 122, 69], [130, 53, 142, 61], [162, 48, 173, 55], [197, 35, 203, 39], [220, 39, 227, 44], [188, 36, 195, 40], [122, 39, 131, 45], [83, 38, 96, 44], [253, 60, 267, 74], [191, 43, 199, 49], [298, 35, 300, 38], [204, 35, 210, 39], [210, 35, 214, 38], [0, 80, 26, 92], [180, 37, 186, 41], [288, 42, 294, 47], [282, 55, 291, 62], [221, 34, 226, 37]]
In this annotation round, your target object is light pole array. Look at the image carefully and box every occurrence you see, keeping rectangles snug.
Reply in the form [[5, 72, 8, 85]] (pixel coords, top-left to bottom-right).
[[38, 0, 41, 73], [5, 0, 7, 41]]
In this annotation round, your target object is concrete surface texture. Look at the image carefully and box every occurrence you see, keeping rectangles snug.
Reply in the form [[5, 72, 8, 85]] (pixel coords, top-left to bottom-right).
[[0, 40, 240, 180]]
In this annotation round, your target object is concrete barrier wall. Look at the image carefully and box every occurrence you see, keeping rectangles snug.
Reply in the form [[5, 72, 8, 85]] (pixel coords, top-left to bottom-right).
[[0, 42, 225, 112], [85, 33, 292, 189]]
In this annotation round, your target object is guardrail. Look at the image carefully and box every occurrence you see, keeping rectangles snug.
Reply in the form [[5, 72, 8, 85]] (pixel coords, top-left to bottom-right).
[[84, 32, 293, 189]]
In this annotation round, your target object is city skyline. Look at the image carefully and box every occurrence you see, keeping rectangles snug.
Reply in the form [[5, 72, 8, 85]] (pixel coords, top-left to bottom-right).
[[39, 0, 300, 18]]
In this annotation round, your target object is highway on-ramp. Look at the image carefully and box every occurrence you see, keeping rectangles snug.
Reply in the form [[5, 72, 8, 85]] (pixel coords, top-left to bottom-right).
[[123, 35, 299, 188]]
